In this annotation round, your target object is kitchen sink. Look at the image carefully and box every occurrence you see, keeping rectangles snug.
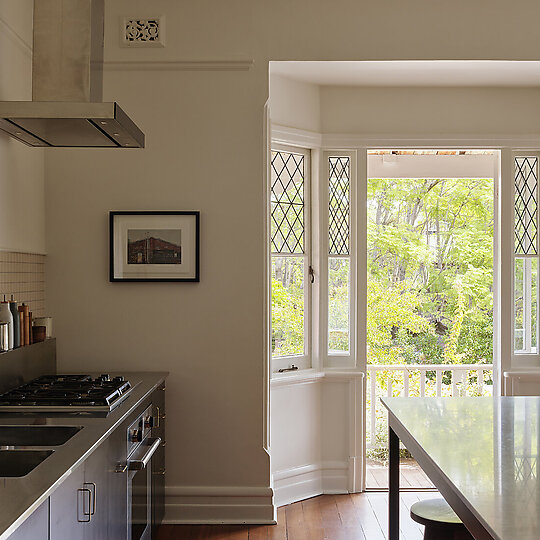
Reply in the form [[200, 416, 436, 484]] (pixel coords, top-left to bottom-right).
[[0, 450, 53, 477], [0, 426, 82, 446]]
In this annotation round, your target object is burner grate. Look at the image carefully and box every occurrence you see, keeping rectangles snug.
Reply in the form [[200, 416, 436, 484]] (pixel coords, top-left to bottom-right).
[[0, 374, 132, 410]]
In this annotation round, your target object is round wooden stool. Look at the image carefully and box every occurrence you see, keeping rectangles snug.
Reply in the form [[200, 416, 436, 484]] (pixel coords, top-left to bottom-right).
[[410, 498, 474, 540]]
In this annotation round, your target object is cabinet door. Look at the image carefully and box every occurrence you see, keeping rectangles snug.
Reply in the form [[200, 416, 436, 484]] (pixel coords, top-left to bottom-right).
[[108, 424, 128, 540], [8, 500, 49, 540], [83, 439, 110, 540], [49, 464, 85, 540], [152, 384, 166, 532]]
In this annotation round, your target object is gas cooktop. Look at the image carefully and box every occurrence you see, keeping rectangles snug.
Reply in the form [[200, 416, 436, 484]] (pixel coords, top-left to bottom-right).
[[0, 374, 134, 412]]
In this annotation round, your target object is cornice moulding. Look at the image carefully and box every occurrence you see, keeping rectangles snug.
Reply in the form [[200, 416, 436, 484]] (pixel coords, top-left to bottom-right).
[[104, 59, 254, 71]]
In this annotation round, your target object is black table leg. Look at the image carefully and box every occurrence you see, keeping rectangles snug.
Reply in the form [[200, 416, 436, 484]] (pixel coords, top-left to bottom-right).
[[389, 426, 400, 540]]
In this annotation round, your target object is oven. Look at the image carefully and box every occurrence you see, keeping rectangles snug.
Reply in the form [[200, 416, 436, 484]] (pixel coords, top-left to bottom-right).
[[127, 405, 161, 540]]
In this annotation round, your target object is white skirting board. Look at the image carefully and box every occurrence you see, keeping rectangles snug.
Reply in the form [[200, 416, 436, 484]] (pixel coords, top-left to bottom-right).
[[272, 461, 349, 507], [163, 485, 276, 524]]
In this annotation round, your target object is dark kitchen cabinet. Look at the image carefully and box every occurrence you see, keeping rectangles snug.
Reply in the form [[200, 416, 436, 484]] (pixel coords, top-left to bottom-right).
[[49, 441, 110, 540], [107, 421, 128, 540], [49, 462, 85, 540], [7, 500, 48, 540], [152, 383, 166, 534], [83, 439, 110, 540]]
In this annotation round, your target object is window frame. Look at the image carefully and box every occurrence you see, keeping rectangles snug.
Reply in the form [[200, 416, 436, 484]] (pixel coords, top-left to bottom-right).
[[512, 151, 540, 362], [322, 150, 357, 369], [270, 143, 312, 373]]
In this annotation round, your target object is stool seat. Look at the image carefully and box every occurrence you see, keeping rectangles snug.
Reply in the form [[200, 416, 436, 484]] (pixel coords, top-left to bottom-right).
[[410, 498, 474, 540]]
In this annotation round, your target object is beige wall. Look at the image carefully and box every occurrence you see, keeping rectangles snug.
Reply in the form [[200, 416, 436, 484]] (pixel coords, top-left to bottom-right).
[[320, 86, 540, 136], [41, 0, 540, 522], [269, 79, 540, 139], [269, 75, 320, 133], [0, 1, 45, 254], [45, 2, 270, 520]]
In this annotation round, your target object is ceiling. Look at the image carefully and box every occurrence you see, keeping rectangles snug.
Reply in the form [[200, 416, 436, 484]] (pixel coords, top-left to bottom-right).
[[269, 61, 540, 87]]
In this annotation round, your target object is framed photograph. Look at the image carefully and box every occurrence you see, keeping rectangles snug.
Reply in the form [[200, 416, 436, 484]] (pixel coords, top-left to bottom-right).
[[110, 211, 200, 282]]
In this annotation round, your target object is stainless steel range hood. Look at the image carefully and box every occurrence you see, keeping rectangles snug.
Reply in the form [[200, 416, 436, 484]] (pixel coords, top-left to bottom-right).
[[0, 0, 145, 148]]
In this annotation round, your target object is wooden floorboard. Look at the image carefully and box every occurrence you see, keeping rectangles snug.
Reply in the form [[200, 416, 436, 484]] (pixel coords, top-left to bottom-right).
[[155, 492, 432, 539], [366, 458, 435, 490]]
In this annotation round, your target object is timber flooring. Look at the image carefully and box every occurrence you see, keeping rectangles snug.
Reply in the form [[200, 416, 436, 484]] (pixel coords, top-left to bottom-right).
[[155, 492, 436, 539], [366, 458, 434, 489]]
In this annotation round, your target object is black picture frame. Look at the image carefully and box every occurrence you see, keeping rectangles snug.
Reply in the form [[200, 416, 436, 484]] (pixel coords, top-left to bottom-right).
[[109, 211, 200, 282]]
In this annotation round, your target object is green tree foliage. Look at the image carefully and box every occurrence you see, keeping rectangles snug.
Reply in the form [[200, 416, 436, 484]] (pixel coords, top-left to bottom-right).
[[271, 257, 305, 356], [367, 279, 432, 365], [368, 177, 493, 366], [329, 258, 350, 351]]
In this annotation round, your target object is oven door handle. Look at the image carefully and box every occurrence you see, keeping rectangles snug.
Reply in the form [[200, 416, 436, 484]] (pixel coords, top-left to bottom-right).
[[128, 437, 162, 470]]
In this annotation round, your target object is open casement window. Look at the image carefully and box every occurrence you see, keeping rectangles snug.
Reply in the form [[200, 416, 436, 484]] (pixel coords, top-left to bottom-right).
[[513, 152, 540, 359], [325, 151, 356, 368], [270, 145, 311, 372]]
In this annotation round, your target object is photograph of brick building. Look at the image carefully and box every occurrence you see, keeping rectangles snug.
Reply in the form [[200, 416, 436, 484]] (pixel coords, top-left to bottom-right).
[[127, 229, 182, 264]]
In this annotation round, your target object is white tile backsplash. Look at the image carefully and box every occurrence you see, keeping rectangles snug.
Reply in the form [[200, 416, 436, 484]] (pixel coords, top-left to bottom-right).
[[0, 252, 46, 317]]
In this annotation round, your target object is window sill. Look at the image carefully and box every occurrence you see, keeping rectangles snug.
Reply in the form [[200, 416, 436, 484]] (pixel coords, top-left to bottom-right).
[[504, 369, 540, 380], [270, 369, 364, 388]]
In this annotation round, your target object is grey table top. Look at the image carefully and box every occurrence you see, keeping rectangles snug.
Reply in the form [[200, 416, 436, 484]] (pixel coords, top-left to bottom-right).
[[0, 371, 167, 540], [382, 396, 540, 540]]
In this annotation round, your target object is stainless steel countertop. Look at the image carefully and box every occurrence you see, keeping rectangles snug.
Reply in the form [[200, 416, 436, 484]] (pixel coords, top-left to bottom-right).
[[0, 372, 167, 540], [382, 397, 540, 540]]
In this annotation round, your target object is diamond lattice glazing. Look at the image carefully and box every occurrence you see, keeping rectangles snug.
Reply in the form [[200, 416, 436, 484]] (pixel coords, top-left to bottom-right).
[[329, 157, 350, 255], [271, 151, 305, 254], [515, 157, 538, 255]]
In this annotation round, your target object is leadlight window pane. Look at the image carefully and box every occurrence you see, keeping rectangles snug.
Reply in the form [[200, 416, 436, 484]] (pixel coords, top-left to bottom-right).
[[271, 151, 305, 254], [515, 157, 538, 255], [329, 157, 350, 256], [515, 257, 538, 353], [271, 256, 305, 357], [328, 257, 350, 353]]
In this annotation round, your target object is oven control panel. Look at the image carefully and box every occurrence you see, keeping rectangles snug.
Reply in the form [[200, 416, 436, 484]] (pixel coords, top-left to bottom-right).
[[127, 404, 153, 457]]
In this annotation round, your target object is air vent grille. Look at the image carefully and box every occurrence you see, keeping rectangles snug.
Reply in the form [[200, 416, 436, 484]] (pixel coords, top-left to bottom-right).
[[122, 17, 165, 47]]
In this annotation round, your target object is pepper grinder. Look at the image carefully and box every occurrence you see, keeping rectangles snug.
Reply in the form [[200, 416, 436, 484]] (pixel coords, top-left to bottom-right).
[[0, 295, 13, 350], [9, 296, 20, 349]]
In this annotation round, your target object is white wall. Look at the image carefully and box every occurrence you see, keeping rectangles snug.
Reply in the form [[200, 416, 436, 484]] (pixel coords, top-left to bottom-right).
[[271, 376, 361, 507], [269, 75, 320, 133], [40, 0, 540, 523], [320, 86, 540, 137], [0, 1, 45, 254]]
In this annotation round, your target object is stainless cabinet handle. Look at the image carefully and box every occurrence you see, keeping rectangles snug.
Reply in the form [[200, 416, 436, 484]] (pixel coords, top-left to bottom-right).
[[77, 488, 91, 522], [83, 482, 96, 515], [115, 463, 128, 473], [128, 437, 162, 470]]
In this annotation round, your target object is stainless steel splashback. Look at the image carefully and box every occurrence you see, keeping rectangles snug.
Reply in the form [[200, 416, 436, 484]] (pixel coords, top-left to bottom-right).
[[0, 339, 56, 395]]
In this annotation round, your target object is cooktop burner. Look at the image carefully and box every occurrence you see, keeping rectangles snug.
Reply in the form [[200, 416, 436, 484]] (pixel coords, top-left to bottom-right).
[[0, 374, 133, 412]]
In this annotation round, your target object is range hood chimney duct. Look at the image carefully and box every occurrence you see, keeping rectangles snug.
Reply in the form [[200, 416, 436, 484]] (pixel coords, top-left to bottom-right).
[[0, 0, 145, 148]]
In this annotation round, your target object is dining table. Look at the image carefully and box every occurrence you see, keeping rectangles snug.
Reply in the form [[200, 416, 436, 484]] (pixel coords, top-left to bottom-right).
[[381, 396, 540, 540]]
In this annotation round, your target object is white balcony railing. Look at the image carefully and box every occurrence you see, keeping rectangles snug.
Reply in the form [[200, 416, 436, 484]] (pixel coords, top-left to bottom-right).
[[367, 363, 494, 450]]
